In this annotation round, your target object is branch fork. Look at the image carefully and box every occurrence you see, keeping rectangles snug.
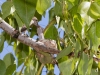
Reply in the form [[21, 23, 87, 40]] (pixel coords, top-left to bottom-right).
[[0, 17, 60, 54]]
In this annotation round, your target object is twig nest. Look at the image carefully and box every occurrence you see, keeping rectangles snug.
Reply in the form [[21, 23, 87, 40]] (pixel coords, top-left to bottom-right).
[[39, 39, 57, 50]]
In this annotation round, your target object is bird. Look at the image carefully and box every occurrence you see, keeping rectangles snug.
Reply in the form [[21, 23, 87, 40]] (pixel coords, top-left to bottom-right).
[[30, 17, 39, 27]]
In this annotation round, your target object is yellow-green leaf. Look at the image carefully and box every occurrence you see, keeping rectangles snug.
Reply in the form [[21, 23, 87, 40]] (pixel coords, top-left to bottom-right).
[[36, 0, 51, 15]]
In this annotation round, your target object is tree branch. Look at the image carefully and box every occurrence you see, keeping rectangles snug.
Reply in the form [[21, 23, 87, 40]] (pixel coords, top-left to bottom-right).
[[0, 17, 60, 54]]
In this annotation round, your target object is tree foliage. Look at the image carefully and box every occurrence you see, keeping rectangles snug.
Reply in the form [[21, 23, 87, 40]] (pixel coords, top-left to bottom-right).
[[0, 0, 100, 75]]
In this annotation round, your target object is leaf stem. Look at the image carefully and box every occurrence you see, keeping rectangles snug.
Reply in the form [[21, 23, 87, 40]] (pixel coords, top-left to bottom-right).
[[36, 63, 44, 75], [44, 18, 56, 34], [19, 63, 25, 75], [19, 53, 32, 75]]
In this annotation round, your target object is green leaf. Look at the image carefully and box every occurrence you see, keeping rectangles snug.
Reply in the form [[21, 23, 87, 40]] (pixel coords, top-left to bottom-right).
[[0, 34, 5, 53], [14, 12, 24, 27], [34, 11, 42, 21], [16, 43, 29, 66], [30, 25, 37, 37], [0, 60, 6, 75], [49, 8, 55, 21], [88, 2, 100, 19], [59, 58, 75, 75], [77, 1, 94, 25], [13, 72, 20, 75], [59, 20, 68, 33], [2, 32, 14, 45], [74, 39, 81, 57], [86, 57, 93, 74], [78, 1, 90, 15], [88, 22, 100, 51], [78, 53, 93, 75], [54, 1, 63, 17], [95, 0, 100, 5], [13, 0, 36, 27], [1, 1, 13, 19], [36, 52, 53, 64], [24, 64, 37, 75], [16, 43, 29, 55], [56, 45, 72, 60], [36, 0, 51, 15], [91, 69, 98, 75], [96, 21, 100, 38], [47, 69, 54, 75], [3, 53, 15, 68], [70, 5, 78, 16], [16, 43, 26, 66], [17, 51, 26, 67], [73, 13, 82, 36], [5, 64, 16, 75], [44, 25, 58, 40], [23, 44, 29, 55]]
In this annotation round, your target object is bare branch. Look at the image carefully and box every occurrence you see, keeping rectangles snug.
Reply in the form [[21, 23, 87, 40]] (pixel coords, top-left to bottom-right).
[[0, 17, 60, 54]]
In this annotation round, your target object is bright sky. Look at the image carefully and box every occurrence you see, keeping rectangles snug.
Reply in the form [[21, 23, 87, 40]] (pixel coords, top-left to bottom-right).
[[0, 0, 61, 75]]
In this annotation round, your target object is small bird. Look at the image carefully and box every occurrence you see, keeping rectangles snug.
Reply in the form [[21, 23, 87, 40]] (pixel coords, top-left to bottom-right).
[[30, 17, 39, 27], [20, 17, 39, 36]]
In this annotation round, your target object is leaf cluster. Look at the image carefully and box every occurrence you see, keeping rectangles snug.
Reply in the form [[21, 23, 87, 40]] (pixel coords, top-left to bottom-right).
[[1, 0, 100, 75]]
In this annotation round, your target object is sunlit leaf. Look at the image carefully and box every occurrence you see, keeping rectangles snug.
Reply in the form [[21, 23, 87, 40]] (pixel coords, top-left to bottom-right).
[[78, 1, 90, 15], [36, 0, 51, 15], [78, 1, 94, 25], [88, 2, 100, 19], [13, 0, 36, 27], [0, 60, 6, 75]]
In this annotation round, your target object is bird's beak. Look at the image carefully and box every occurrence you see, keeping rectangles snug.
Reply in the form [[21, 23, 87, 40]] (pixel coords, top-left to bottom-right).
[[30, 20, 34, 25]]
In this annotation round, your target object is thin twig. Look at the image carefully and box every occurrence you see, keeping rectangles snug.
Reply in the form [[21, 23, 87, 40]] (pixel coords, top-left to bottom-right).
[[36, 64, 44, 75], [19, 53, 32, 75]]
